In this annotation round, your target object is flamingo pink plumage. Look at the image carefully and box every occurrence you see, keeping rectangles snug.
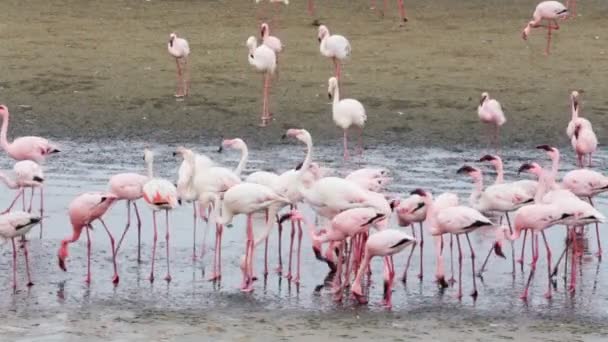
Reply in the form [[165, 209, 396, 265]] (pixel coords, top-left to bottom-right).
[[522, 1, 569, 55], [0, 105, 60, 163], [318, 26, 351, 82], [0, 160, 44, 215], [394, 193, 426, 282], [477, 92, 506, 152], [57, 192, 118, 284], [247, 36, 277, 126], [0, 211, 41, 289], [167, 32, 190, 97], [260, 23, 282, 57], [328, 77, 367, 161]]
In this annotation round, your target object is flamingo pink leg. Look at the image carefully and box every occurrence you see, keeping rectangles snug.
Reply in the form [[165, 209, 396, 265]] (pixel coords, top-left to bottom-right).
[[541, 231, 552, 299], [164, 210, 172, 282], [384, 255, 396, 308], [294, 219, 303, 283], [115, 201, 132, 256], [398, 0, 407, 22], [418, 222, 424, 279], [518, 229, 528, 268], [192, 202, 197, 260], [242, 214, 255, 292], [448, 234, 456, 285], [28, 187, 34, 213], [455, 235, 463, 299], [275, 214, 283, 274], [100, 218, 119, 285], [149, 212, 158, 283], [465, 234, 478, 299], [521, 232, 539, 300], [11, 238, 17, 290], [3, 189, 24, 214], [569, 228, 579, 293], [85, 224, 92, 284], [402, 225, 417, 283], [133, 202, 142, 263], [588, 197, 602, 259], [308, 0, 314, 16], [22, 237, 33, 287], [263, 209, 269, 277], [286, 207, 296, 280]]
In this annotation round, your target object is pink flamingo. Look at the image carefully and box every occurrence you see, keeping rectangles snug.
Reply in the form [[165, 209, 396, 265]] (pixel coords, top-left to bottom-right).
[[351, 229, 415, 308], [141, 149, 179, 283], [394, 193, 426, 282], [0, 160, 44, 215], [318, 26, 351, 82], [566, 91, 597, 167], [0, 105, 60, 163], [522, 1, 569, 55], [412, 189, 504, 299], [57, 192, 118, 284], [167, 32, 190, 97], [477, 92, 506, 151], [247, 36, 277, 127], [108, 171, 148, 263], [0, 211, 41, 289], [345, 168, 391, 192], [202, 183, 290, 292], [370, 0, 408, 23], [478, 155, 538, 197], [328, 77, 367, 161], [260, 23, 283, 59]]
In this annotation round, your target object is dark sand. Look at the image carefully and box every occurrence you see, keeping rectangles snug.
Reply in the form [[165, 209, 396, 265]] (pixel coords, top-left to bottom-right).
[[2, 0, 608, 147]]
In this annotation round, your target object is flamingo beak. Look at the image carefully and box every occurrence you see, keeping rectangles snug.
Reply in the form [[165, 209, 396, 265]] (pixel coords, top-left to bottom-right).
[[573, 98, 579, 111], [58, 256, 67, 272], [328, 93, 332, 100], [318, 37, 321, 43], [493, 241, 506, 258]]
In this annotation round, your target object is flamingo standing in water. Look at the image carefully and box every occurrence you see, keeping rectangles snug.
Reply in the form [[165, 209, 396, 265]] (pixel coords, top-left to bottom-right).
[[0, 160, 44, 215], [318, 25, 351, 82], [394, 193, 426, 283], [351, 229, 415, 308], [522, 1, 569, 55], [167, 32, 190, 97], [57, 192, 118, 284], [0, 211, 42, 289], [247, 36, 277, 126], [370, 0, 408, 23], [108, 171, 148, 263], [142, 149, 179, 282], [328, 77, 367, 161], [477, 92, 506, 152]]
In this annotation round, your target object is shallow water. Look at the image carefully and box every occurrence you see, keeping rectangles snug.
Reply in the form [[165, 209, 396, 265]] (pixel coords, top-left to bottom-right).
[[1, 140, 607, 340]]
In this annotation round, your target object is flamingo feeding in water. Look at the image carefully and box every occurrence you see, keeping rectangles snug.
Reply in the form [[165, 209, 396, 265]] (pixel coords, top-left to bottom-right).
[[142, 149, 180, 283], [167, 32, 190, 98], [318, 25, 351, 82], [477, 92, 506, 152], [247, 36, 277, 127], [328, 77, 367, 161], [57, 192, 118, 284], [0, 211, 42, 289], [521, 1, 569, 55]]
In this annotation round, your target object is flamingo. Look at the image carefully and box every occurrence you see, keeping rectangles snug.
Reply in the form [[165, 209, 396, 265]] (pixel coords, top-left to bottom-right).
[[246, 36, 277, 127], [477, 92, 506, 151], [351, 229, 415, 308], [328, 76, 367, 161], [0, 211, 41, 289], [345, 168, 391, 192], [218, 138, 249, 177], [260, 23, 283, 59], [318, 25, 351, 81], [108, 171, 148, 263], [201, 183, 290, 292], [167, 32, 190, 97], [571, 121, 597, 168], [370, 0, 408, 23], [142, 149, 179, 283], [522, 1, 569, 55], [412, 189, 504, 299], [0, 160, 44, 215], [57, 192, 118, 284], [0, 105, 60, 163], [478, 154, 538, 197]]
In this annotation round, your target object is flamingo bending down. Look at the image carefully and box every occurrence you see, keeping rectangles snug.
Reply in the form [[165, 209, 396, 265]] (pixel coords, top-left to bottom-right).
[[522, 1, 569, 55], [0, 160, 44, 215], [247, 36, 277, 126], [477, 92, 506, 152], [142, 149, 180, 283], [108, 172, 148, 263], [328, 77, 367, 161], [318, 25, 351, 81], [0, 105, 60, 163], [167, 32, 190, 97], [0, 211, 42, 289], [57, 192, 118, 284], [202, 183, 290, 292], [351, 229, 415, 308]]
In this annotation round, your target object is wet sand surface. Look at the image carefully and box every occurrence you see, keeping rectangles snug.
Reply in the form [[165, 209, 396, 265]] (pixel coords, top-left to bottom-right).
[[0, 141, 607, 340], [2, 0, 608, 146]]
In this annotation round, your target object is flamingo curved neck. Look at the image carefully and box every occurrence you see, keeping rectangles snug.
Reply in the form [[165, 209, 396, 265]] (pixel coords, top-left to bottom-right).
[[234, 146, 249, 177], [296, 137, 313, 187], [550, 154, 560, 181], [146, 159, 154, 179], [332, 87, 340, 108], [0, 113, 11, 153], [469, 177, 483, 208], [320, 37, 330, 56], [534, 170, 550, 202]]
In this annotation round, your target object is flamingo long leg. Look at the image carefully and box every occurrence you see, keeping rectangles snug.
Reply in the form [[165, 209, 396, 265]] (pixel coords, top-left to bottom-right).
[[456, 235, 463, 299], [85, 224, 92, 284], [541, 231, 552, 298], [521, 232, 539, 300], [150, 211, 158, 282], [418, 222, 424, 280], [3, 188, 24, 214], [518, 229, 528, 269], [22, 236, 33, 287], [133, 201, 142, 263], [343, 129, 349, 161], [115, 201, 131, 256], [164, 210, 172, 282], [465, 234, 478, 299], [588, 197, 602, 258], [402, 225, 416, 283], [100, 218, 119, 285], [276, 214, 283, 274], [295, 220, 303, 283], [39, 187, 44, 239], [11, 238, 17, 290], [192, 202, 197, 261], [448, 234, 455, 285]]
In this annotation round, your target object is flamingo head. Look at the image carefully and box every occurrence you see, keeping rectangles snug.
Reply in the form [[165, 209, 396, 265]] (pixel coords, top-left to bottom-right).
[[0, 104, 8, 116], [317, 25, 329, 42], [571, 90, 581, 112], [457, 165, 482, 181], [283, 128, 311, 144], [479, 92, 489, 106], [246, 36, 257, 51], [260, 23, 269, 38], [517, 162, 542, 177], [327, 77, 338, 99], [173, 146, 195, 161], [222, 138, 246, 151], [522, 22, 533, 40], [169, 32, 177, 46], [536, 144, 559, 161], [478, 154, 502, 168]]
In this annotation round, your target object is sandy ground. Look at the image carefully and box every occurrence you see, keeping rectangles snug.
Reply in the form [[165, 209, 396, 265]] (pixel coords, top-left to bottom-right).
[[1, 0, 607, 147]]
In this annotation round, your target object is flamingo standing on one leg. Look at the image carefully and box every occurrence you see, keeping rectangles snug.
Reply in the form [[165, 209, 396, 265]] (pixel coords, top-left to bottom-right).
[[167, 32, 190, 98], [108, 172, 148, 263], [247, 36, 277, 127], [351, 229, 416, 309], [142, 149, 179, 283], [0, 160, 44, 215], [318, 25, 351, 82], [477, 92, 506, 152], [522, 1, 569, 55], [57, 192, 118, 284], [0, 211, 42, 289], [328, 77, 367, 161]]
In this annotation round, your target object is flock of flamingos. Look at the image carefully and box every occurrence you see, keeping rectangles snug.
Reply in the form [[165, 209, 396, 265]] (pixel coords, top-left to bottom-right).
[[0, 0, 603, 309]]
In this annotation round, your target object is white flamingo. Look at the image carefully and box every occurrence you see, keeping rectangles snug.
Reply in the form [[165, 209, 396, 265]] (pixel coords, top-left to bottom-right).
[[318, 25, 351, 81], [167, 32, 190, 97], [328, 77, 367, 161], [477, 92, 506, 151], [247, 36, 277, 126]]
